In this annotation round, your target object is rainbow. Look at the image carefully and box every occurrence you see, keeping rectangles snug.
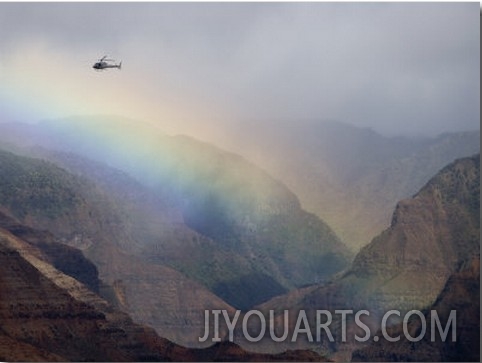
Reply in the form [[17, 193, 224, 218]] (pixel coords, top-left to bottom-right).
[[0, 45, 279, 223], [59, 115, 295, 218], [0, 44, 229, 139], [0, 44, 302, 231]]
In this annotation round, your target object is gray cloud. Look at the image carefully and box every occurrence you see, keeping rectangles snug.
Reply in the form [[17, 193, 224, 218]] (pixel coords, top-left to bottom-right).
[[0, 2, 479, 136]]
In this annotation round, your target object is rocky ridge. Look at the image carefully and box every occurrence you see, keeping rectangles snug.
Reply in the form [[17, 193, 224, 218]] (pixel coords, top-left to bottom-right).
[[352, 256, 480, 362], [0, 212, 329, 361], [0, 147, 239, 347], [0, 118, 352, 311], [214, 120, 480, 250], [245, 154, 480, 360]]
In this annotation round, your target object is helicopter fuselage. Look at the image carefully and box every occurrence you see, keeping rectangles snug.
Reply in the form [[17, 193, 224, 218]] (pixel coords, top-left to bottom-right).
[[92, 60, 122, 70]]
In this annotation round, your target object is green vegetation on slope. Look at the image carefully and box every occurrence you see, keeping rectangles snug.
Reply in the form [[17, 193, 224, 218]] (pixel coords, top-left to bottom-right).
[[23, 117, 353, 308], [0, 149, 82, 219]]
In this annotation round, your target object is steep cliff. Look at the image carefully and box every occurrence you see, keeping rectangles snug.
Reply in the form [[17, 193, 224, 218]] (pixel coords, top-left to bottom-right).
[[214, 120, 480, 250], [350, 153, 480, 311], [0, 147, 238, 347], [0, 213, 329, 361], [0, 221, 178, 361], [352, 256, 480, 362], [249, 155, 479, 360]]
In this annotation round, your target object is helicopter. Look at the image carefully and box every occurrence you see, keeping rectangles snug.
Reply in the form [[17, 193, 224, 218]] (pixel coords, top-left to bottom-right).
[[92, 56, 122, 70]]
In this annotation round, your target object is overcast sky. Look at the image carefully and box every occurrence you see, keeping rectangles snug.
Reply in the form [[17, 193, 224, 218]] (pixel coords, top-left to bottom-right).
[[0, 2, 479, 138]]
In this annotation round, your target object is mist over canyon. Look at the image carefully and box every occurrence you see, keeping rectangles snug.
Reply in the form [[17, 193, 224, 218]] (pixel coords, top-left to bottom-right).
[[0, 116, 479, 361], [0, 2, 479, 361]]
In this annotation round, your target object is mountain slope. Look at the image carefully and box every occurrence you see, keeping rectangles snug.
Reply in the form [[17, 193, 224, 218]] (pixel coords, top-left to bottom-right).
[[348, 153, 480, 310], [0, 147, 239, 347], [352, 256, 480, 362], [0, 217, 180, 361], [0, 117, 352, 310], [0, 212, 330, 362], [249, 154, 480, 359], [0, 211, 100, 294], [214, 120, 480, 250], [0, 124, 350, 347]]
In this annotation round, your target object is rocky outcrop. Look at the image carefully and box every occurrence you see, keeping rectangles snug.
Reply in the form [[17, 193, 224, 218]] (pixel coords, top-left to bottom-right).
[[213, 120, 480, 250], [0, 224, 175, 361], [247, 155, 479, 360], [0, 210, 237, 348], [352, 256, 480, 362], [0, 211, 100, 293], [350, 154, 480, 311], [0, 214, 329, 361]]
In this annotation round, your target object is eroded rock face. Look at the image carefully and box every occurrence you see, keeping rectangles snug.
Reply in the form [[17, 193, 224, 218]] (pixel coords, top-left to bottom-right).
[[0, 211, 100, 293], [0, 227, 173, 362], [352, 256, 480, 362], [209, 120, 480, 251], [0, 134, 351, 346], [348, 154, 480, 312], [246, 155, 479, 359], [0, 148, 241, 347], [0, 215, 330, 362]]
